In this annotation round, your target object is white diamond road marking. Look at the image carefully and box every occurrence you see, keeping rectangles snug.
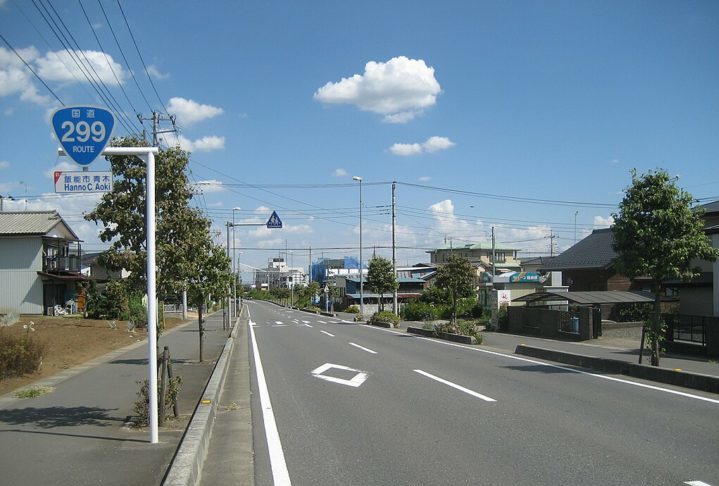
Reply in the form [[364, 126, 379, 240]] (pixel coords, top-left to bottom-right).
[[312, 363, 368, 388], [414, 369, 496, 402], [349, 342, 377, 354], [320, 330, 335, 337]]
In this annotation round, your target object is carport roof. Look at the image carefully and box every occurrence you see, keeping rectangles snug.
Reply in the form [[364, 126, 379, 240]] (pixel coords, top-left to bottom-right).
[[514, 290, 654, 305]]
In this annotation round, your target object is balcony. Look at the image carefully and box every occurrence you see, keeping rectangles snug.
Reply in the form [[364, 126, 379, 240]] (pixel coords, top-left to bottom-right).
[[42, 241, 82, 274]]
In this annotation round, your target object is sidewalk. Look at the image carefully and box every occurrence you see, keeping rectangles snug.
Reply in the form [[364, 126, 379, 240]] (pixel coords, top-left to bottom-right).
[[0, 311, 232, 486], [395, 319, 719, 393]]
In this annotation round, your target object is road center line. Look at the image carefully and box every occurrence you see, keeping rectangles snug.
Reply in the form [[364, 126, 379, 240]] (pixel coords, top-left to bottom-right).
[[349, 342, 378, 354], [248, 317, 292, 485], [320, 330, 335, 337], [414, 369, 496, 402]]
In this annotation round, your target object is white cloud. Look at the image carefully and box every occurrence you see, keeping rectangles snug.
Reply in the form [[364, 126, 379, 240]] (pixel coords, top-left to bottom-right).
[[418, 176, 431, 182], [0, 46, 51, 105], [314, 56, 441, 123], [4, 107, 14, 115], [44, 160, 78, 179], [333, 168, 347, 177], [146, 64, 169, 80], [389, 143, 423, 156], [166, 97, 223, 126], [35, 49, 126, 85], [389, 136, 454, 156], [594, 215, 614, 228], [174, 134, 225, 152], [0, 160, 9, 170], [193, 179, 225, 194]]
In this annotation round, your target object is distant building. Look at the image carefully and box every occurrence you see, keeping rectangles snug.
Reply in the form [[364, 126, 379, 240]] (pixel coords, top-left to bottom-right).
[[427, 242, 522, 277], [254, 257, 307, 290], [310, 256, 363, 284]]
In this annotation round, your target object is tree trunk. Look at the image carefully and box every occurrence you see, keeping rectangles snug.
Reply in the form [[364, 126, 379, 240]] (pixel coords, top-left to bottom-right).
[[651, 282, 662, 366]]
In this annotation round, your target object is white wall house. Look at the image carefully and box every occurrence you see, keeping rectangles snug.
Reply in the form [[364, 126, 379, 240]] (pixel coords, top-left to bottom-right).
[[0, 211, 85, 315]]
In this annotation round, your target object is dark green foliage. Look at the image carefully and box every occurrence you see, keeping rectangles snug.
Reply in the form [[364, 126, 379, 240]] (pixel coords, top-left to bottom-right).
[[612, 169, 719, 366], [401, 300, 438, 321], [435, 256, 477, 324], [126, 294, 147, 329], [0, 329, 46, 379], [614, 303, 653, 322], [366, 256, 398, 311], [86, 280, 128, 320], [345, 305, 360, 314], [370, 311, 400, 327]]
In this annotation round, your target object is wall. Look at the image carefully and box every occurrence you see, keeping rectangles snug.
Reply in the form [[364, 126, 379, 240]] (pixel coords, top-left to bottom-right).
[[0, 237, 44, 314], [507, 306, 593, 341]]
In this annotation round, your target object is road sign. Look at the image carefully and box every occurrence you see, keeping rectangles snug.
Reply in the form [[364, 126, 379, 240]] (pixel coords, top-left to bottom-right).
[[52, 106, 114, 166], [266, 210, 283, 229], [54, 171, 113, 193]]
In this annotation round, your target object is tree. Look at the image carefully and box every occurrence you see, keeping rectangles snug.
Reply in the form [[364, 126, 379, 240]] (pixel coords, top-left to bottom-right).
[[85, 138, 207, 296], [366, 256, 398, 312], [434, 255, 477, 324], [612, 169, 718, 366]]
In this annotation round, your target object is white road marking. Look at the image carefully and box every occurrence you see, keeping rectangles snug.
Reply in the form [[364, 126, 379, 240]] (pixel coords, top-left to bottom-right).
[[272, 324, 288, 327], [302, 323, 313, 328], [275, 321, 284, 325], [401, 333, 719, 405], [320, 330, 335, 337], [317, 320, 327, 324], [312, 363, 368, 388], [685, 481, 713, 486], [302, 320, 311, 324], [349, 342, 377, 354], [414, 369, 497, 402], [248, 318, 292, 485]]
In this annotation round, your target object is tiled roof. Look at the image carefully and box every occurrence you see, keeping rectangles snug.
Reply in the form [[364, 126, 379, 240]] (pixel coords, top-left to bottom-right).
[[699, 200, 719, 214], [0, 211, 67, 235], [539, 228, 616, 271]]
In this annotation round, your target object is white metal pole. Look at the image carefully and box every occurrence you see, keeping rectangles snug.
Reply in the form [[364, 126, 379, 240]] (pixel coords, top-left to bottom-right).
[[146, 150, 159, 444]]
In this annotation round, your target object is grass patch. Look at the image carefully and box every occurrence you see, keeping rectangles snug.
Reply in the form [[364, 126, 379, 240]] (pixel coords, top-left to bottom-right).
[[14, 385, 54, 399]]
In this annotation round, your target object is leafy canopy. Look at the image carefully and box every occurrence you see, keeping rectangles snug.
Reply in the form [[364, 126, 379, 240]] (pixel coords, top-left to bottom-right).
[[435, 255, 476, 323]]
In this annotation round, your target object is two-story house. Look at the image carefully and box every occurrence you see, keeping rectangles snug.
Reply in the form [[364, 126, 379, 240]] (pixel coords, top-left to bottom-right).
[[0, 211, 86, 315], [427, 242, 522, 277]]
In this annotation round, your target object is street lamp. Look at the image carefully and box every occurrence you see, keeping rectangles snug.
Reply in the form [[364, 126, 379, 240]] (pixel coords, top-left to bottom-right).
[[233, 207, 241, 317], [352, 176, 364, 317]]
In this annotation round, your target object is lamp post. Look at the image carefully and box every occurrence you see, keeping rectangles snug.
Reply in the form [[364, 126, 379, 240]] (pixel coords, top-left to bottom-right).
[[232, 207, 241, 318], [352, 176, 364, 317]]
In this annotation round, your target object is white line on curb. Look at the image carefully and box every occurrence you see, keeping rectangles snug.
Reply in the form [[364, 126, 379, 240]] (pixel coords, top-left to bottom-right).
[[414, 369, 496, 402], [349, 342, 377, 354], [249, 319, 292, 485], [320, 330, 334, 337]]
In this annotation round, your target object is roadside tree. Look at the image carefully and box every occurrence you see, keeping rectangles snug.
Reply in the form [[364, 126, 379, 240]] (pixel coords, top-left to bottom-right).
[[366, 256, 398, 312], [612, 169, 718, 366], [434, 255, 477, 324]]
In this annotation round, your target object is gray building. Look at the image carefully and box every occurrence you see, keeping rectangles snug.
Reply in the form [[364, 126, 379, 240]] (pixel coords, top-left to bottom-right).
[[0, 211, 85, 315]]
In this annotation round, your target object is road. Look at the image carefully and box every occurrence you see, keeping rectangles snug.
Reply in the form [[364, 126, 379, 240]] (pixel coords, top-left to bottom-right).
[[247, 301, 719, 486]]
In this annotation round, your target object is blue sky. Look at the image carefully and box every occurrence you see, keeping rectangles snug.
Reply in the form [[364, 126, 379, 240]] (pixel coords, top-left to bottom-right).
[[1, 0, 718, 279]]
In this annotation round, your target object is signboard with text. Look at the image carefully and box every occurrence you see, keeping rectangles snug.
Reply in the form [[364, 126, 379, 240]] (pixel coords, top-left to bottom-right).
[[52, 106, 114, 166], [54, 171, 113, 194]]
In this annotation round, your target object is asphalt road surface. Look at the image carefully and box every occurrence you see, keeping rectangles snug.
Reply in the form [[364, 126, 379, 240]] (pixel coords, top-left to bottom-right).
[[247, 301, 719, 486]]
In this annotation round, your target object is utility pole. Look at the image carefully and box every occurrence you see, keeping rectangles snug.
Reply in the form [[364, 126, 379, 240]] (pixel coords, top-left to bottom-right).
[[391, 181, 398, 315], [138, 111, 177, 146], [547, 230, 558, 257], [491, 226, 496, 280]]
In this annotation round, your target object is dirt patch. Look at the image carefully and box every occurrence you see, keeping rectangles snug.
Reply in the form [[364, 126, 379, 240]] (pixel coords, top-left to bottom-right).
[[0, 315, 190, 396]]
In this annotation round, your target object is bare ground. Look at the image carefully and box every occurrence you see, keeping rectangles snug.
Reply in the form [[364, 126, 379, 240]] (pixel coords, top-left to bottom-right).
[[0, 315, 190, 396]]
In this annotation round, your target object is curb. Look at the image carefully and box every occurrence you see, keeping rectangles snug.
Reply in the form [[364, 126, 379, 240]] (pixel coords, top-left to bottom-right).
[[407, 326, 477, 345], [515, 345, 719, 394], [162, 319, 240, 486]]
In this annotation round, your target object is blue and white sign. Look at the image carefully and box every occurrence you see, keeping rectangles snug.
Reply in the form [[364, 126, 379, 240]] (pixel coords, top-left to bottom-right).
[[52, 106, 114, 166], [266, 210, 283, 229], [54, 171, 113, 194]]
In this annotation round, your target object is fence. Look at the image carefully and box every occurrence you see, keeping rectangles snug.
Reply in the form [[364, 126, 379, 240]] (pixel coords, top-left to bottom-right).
[[662, 314, 719, 357]]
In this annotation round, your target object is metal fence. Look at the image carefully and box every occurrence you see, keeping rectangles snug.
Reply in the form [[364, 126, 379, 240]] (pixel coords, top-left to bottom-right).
[[663, 314, 718, 346]]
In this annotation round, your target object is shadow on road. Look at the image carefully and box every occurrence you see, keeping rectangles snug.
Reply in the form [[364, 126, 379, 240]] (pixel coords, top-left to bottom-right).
[[0, 428, 147, 443], [503, 365, 577, 374]]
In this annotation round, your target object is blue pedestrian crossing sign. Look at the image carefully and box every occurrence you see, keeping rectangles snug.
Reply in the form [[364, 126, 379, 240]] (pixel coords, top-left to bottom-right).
[[266, 211, 283, 229], [52, 106, 114, 166]]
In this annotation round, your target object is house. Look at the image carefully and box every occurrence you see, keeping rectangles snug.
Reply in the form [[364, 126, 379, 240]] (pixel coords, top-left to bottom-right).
[[427, 242, 522, 278], [0, 211, 86, 315], [80, 251, 130, 281], [336, 276, 425, 314]]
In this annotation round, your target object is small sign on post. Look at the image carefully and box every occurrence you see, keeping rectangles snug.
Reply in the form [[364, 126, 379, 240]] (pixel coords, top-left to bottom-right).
[[54, 171, 113, 193], [266, 211, 283, 229]]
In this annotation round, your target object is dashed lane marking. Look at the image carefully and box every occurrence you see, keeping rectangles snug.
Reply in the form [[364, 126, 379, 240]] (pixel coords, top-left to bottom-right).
[[320, 330, 335, 337], [414, 369, 496, 402], [349, 342, 377, 354]]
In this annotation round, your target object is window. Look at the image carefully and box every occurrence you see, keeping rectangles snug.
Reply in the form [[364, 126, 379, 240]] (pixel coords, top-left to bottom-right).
[[490, 252, 506, 263]]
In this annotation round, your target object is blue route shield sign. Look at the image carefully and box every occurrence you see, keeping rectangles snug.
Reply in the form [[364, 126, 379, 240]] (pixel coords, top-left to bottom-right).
[[266, 210, 283, 229], [52, 106, 114, 166]]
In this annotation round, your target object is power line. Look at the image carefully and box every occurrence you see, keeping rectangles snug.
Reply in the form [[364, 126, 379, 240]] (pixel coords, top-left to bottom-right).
[[96, 0, 153, 113], [115, 0, 170, 115], [0, 32, 64, 105]]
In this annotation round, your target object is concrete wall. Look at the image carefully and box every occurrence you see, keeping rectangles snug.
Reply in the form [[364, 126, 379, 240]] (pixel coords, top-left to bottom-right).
[[0, 237, 44, 314]]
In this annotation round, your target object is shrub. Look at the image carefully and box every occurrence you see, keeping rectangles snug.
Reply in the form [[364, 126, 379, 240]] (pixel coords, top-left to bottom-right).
[[133, 377, 183, 427], [401, 300, 437, 321], [126, 294, 147, 329], [370, 311, 400, 327], [345, 305, 360, 314], [0, 328, 46, 379]]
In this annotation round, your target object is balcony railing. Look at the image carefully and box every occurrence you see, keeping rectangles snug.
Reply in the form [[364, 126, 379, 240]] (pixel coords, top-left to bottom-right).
[[43, 251, 81, 274]]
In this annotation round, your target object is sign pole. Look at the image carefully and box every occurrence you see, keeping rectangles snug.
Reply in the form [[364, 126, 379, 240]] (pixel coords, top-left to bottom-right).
[[59, 146, 159, 443]]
